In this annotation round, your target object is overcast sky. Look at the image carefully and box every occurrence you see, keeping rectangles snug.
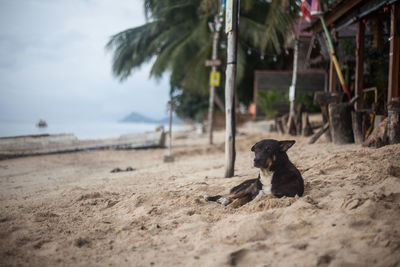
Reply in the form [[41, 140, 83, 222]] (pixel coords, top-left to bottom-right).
[[0, 0, 170, 123]]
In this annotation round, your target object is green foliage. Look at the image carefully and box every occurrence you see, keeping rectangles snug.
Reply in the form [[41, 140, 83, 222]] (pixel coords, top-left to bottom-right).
[[172, 88, 209, 122], [106, 0, 300, 119], [294, 92, 320, 113], [257, 89, 288, 119]]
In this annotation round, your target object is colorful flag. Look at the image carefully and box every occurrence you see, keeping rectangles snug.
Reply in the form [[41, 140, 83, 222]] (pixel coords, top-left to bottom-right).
[[300, 0, 323, 21]]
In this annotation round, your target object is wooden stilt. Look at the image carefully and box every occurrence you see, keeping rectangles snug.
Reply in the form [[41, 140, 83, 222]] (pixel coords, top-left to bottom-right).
[[355, 21, 365, 110], [329, 103, 354, 144], [351, 111, 364, 144], [387, 99, 400, 145], [302, 112, 314, 137], [388, 3, 400, 103]]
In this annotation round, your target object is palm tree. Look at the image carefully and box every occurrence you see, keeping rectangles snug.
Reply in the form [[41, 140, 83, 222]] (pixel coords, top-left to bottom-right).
[[106, 0, 211, 93], [106, 0, 299, 116]]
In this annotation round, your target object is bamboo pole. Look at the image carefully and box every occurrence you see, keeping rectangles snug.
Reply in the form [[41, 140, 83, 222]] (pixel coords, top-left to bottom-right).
[[319, 15, 351, 101], [224, 0, 238, 178]]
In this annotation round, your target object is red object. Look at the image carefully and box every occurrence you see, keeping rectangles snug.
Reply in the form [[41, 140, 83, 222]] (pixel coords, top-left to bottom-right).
[[300, 0, 323, 22]]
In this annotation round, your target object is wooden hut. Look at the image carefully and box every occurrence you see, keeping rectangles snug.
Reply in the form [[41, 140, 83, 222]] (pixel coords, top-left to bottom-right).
[[308, 0, 400, 145]]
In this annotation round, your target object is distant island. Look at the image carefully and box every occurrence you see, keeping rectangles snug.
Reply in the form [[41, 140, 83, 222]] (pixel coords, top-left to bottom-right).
[[120, 112, 181, 124]]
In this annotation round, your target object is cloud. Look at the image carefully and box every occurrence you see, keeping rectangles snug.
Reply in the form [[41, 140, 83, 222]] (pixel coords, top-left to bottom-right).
[[0, 0, 170, 123]]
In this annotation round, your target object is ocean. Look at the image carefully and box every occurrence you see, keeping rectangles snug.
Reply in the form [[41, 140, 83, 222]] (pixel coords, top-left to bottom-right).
[[0, 120, 173, 140]]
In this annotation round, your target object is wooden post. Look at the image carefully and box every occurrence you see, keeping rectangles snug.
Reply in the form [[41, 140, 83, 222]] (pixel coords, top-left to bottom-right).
[[302, 112, 314, 137], [355, 20, 365, 110], [168, 101, 173, 155], [329, 103, 354, 144], [351, 111, 364, 144], [207, 19, 221, 145], [388, 3, 400, 103], [224, 0, 238, 178], [287, 38, 299, 135], [164, 100, 174, 162], [387, 98, 400, 144], [289, 38, 299, 115]]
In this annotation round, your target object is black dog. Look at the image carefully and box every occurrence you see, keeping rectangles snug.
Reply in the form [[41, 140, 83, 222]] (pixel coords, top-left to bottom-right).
[[205, 139, 304, 208]]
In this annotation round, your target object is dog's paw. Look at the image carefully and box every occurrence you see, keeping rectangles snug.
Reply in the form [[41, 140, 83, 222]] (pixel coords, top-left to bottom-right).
[[217, 197, 231, 206]]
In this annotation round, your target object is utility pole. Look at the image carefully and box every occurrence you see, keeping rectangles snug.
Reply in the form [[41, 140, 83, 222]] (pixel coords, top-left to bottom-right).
[[224, 0, 238, 178], [288, 37, 299, 126], [207, 10, 223, 145], [288, 18, 303, 134]]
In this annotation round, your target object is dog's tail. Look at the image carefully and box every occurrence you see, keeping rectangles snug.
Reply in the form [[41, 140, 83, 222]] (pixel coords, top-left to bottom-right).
[[203, 195, 222, 202]]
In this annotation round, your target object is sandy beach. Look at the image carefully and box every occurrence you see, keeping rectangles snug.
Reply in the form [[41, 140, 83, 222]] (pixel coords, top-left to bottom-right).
[[1, 127, 400, 267]]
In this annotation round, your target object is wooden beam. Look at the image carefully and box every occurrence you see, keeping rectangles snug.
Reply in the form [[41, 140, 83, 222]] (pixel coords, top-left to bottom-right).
[[388, 2, 400, 103], [313, 0, 362, 32], [355, 20, 365, 110]]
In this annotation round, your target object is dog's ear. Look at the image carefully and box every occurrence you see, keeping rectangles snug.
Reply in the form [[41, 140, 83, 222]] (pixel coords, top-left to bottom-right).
[[278, 140, 295, 152], [251, 144, 255, 152]]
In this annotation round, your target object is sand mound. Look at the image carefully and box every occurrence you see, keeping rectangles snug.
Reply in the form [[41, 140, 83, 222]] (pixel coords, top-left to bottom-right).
[[1, 130, 400, 266]]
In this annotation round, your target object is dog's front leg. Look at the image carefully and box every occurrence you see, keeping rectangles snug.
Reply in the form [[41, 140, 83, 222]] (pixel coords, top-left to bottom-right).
[[230, 196, 252, 208]]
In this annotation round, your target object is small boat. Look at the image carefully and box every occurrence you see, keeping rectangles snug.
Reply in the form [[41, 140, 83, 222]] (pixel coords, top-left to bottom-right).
[[36, 119, 48, 128]]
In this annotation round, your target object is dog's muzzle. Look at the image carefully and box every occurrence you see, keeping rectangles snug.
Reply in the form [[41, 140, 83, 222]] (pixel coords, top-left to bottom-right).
[[253, 158, 266, 168], [254, 157, 272, 168]]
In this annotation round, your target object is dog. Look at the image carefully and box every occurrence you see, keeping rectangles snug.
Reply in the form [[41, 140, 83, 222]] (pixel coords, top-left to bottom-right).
[[205, 139, 304, 208]]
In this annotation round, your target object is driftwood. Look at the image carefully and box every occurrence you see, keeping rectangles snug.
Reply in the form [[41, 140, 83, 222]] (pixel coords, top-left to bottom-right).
[[362, 118, 388, 148], [0, 131, 166, 159], [309, 123, 329, 144]]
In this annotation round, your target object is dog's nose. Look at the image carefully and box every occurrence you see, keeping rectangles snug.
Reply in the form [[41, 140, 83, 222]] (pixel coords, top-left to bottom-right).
[[254, 158, 262, 166]]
